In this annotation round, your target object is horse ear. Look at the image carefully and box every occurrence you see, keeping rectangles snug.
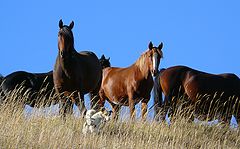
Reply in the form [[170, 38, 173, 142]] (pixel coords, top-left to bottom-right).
[[69, 21, 74, 30], [107, 57, 110, 61], [101, 54, 105, 59], [59, 19, 63, 28], [158, 42, 163, 50], [148, 41, 153, 50]]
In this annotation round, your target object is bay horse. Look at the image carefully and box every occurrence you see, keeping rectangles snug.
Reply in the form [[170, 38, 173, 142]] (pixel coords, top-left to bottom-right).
[[0, 54, 109, 108], [53, 19, 102, 116], [153, 65, 240, 123], [98, 42, 163, 120], [1, 71, 54, 107]]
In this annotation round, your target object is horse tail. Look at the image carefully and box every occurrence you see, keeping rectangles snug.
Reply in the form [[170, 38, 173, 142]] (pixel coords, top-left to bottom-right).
[[153, 68, 165, 121]]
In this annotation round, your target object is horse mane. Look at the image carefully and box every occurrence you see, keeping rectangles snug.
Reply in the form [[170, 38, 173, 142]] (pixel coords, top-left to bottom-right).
[[134, 50, 152, 75], [135, 51, 147, 67]]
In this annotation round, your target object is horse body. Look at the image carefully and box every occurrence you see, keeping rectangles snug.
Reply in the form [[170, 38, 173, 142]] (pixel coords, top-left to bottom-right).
[[54, 51, 101, 95], [99, 42, 163, 119], [54, 20, 102, 116], [154, 65, 240, 122], [1, 71, 54, 107], [102, 66, 154, 106]]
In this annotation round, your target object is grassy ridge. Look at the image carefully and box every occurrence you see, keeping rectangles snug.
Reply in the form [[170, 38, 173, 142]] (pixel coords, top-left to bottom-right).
[[0, 90, 239, 148]]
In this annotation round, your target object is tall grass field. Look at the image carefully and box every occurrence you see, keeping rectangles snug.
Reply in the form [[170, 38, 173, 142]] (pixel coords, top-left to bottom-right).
[[0, 88, 239, 148]]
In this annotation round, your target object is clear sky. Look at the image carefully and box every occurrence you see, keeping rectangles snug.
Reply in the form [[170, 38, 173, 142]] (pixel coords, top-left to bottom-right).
[[1, 1, 240, 121], [1, 0, 239, 76]]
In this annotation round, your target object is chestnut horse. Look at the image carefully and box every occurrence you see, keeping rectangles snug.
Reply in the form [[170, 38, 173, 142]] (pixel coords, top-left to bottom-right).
[[154, 65, 240, 123], [99, 42, 163, 120], [53, 19, 102, 116]]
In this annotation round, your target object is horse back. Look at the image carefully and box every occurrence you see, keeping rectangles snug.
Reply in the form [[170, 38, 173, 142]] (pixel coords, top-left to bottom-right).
[[187, 72, 240, 97], [159, 66, 191, 97], [2, 71, 38, 93]]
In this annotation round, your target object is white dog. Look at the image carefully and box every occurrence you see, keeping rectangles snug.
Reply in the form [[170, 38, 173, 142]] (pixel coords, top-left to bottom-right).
[[82, 108, 112, 134]]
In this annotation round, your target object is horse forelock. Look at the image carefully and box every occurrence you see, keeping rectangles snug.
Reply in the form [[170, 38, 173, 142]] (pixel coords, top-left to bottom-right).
[[60, 26, 74, 44]]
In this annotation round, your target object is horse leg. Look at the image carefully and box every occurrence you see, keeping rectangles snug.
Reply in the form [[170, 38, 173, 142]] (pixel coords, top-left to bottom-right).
[[110, 103, 121, 120], [163, 95, 172, 119], [154, 93, 165, 122], [90, 78, 102, 110], [128, 96, 136, 120], [59, 91, 73, 117], [75, 91, 86, 117], [89, 87, 104, 110], [141, 99, 148, 121], [153, 75, 164, 122], [98, 88, 106, 109]]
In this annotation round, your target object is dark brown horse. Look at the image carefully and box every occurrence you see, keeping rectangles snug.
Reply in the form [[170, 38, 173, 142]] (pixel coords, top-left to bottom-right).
[[98, 42, 163, 120], [154, 65, 240, 123], [53, 19, 102, 116]]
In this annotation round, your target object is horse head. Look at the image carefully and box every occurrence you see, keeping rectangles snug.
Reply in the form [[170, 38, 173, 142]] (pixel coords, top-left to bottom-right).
[[99, 54, 111, 69], [146, 41, 163, 76], [58, 19, 75, 59]]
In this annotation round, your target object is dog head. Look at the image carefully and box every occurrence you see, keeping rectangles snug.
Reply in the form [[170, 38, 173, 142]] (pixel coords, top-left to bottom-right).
[[99, 107, 112, 121]]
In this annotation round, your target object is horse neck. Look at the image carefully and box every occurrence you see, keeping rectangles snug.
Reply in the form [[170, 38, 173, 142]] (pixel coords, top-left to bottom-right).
[[33, 71, 53, 87], [134, 54, 151, 79], [58, 48, 76, 78]]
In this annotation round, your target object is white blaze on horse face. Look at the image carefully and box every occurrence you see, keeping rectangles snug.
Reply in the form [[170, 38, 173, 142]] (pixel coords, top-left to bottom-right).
[[152, 52, 159, 75]]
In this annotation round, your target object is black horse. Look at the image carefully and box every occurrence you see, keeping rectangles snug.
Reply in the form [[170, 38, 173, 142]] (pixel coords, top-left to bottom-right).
[[1, 71, 54, 107]]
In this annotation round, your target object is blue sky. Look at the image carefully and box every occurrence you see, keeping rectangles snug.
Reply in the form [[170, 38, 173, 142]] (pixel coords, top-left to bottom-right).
[[1, 0, 239, 76], [1, 1, 240, 121]]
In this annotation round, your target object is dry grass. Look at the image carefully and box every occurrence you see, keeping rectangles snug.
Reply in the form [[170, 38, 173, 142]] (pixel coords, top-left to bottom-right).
[[0, 89, 239, 149]]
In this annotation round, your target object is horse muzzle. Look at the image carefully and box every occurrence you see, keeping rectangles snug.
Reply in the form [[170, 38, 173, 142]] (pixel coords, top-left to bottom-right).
[[152, 69, 159, 77], [60, 51, 65, 58]]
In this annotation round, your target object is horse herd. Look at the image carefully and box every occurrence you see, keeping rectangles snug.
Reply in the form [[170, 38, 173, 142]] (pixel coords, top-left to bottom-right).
[[0, 19, 240, 125]]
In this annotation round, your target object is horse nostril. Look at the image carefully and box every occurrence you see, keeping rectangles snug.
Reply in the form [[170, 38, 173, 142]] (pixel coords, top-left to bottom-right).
[[152, 70, 157, 76], [60, 51, 64, 58]]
